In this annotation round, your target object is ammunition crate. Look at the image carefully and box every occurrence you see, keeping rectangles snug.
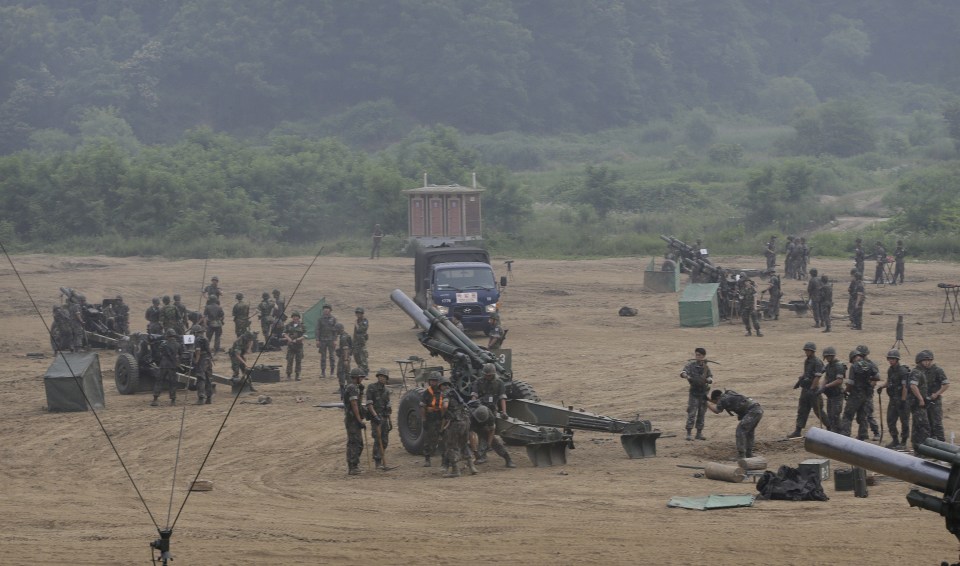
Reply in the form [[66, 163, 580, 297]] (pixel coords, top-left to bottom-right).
[[250, 365, 281, 383], [799, 458, 831, 486]]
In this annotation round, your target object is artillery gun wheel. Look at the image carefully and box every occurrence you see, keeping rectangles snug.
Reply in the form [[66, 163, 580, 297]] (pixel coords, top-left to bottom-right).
[[398, 388, 426, 455], [114, 353, 140, 394], [507, 380, 540, 402]]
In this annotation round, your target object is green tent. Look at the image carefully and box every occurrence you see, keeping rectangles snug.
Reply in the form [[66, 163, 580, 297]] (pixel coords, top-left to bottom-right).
[[301, 297, 327, 340], [644, 257, 680, 293], [679, 283, 720, 327]]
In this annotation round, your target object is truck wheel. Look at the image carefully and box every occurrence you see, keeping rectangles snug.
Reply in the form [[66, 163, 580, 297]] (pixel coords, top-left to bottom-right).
[[398, 388, 426, 455], [115, 353, 140, 395], [507, 380, 540, 402]]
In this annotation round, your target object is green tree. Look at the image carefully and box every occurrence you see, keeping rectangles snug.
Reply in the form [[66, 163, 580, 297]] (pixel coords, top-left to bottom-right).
[[942, 101, 960, 154], [788, 99, 876, 157], [885, 164, 960, 232], [577, 164, 623, 219]]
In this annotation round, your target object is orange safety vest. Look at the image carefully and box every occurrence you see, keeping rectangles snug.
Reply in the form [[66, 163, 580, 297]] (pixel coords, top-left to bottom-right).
[[425, 386, 442, 412]]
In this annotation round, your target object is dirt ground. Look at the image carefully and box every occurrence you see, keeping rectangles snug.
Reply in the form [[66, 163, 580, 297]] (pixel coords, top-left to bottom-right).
[[2, 253, 959, 565]]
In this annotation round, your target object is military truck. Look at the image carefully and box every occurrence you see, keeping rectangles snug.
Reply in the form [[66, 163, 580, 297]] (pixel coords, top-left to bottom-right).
[[413, 246, 505, 332]]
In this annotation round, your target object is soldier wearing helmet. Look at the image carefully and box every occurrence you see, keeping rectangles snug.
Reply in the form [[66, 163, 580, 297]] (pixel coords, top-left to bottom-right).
[[315, 304, 337, 378], [807, 269, 822, 329], [680, 347, 713, 441], [707, 388, 763, 459], [204, 294, 225, 352], [881, 348, 912, 448], [439, 376, 475, 478], [818, 346, 846, 432], [335, 322, 353, 394], [228, 330, 256, 386], [818, 274, 833, 333], [173, 294, 188, 330], [470, 363, 516, 468], [873, 241, 888, 285], [113, 295, 130, 334], [915, 351, 949, 441], [788, 342, 825, 439], [160, 295, 182, 334], [840, 349, 876, 439], [853, 238, 865, 275], [257, 292, 274, 341], [203, 276, 222, 302], [343, 367, 368, 475], [764, 235, 777, 270], [739, 276, 762, 337], [848, 270, 866, 330], [192, 324, 214, 405], [282, 311, 305, 381], [903, 350, 931, 452], [419, 371, 444, 467], [893, 240, 906, 285], [366, 369, 393, 469], [152, 327, 182, 407], [271, 289, 286, 324], [232, 292, 251, 338], [487, 314, 505, 349], [353, 307, 369, 373], [146, 297, 162, 335]]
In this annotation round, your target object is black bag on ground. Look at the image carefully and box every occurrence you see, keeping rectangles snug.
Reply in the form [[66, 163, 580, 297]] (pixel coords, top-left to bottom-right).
[[756, 464, 829, 501]]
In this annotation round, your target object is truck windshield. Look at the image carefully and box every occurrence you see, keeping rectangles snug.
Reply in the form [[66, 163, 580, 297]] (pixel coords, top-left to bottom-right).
[[435, 268, 496, 290]]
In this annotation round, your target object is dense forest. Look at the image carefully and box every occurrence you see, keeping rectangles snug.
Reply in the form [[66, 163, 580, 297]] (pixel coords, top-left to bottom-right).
[[2, 1, 960, 258]]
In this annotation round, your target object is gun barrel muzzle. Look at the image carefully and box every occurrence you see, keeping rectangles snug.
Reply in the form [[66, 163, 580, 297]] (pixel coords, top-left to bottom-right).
[[804, 428, 950, 492], [389, 289, 431, 330]]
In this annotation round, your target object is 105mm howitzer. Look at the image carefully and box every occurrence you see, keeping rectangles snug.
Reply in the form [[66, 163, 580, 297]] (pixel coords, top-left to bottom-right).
[[390, 289, 660, 466]]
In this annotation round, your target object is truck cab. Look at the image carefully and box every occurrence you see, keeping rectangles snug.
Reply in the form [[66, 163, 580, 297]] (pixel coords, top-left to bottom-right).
[[414, 246, 505, 331]]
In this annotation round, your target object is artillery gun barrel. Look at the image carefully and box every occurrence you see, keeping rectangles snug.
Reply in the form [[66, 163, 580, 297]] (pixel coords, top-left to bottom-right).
[[389, 289, 430, 330], [804, 428, 949, 492]]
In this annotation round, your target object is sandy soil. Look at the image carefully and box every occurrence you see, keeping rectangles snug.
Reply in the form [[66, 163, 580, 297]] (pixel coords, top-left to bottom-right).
[[1, 253, 959, 565]]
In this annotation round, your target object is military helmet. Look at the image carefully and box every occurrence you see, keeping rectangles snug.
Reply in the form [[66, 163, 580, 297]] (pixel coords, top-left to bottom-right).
[[802, 342, 817, 352], [886, 349, 901, 360], [334, 322, 344, 331], [162, 295, 171, 304], [438, 376, 452, 386], [291, 311, 301, 318], [272, 289, 280, 295], [116, 294, 123, 300], [482, 363, 496, 376], [236, 293, 243, 300], [173, 294, 181, 301], [165, 328, 177, 337], [472, 405, 492, 424], [262, 292, 269, 299], [849, 350, 862, 362], [375, 368, 390, 380], [152, 297, 160, 305], [917, 350, 934, 363], [349, 367, 366, 378], [822, 346, 837, 357], [243, 330, 256, 341], [427, 371, 441, 381], [856, 345, 870, 356], [809, 268, 818, 276], [211, 276, 219, 281], [355, 306, 364, 314]]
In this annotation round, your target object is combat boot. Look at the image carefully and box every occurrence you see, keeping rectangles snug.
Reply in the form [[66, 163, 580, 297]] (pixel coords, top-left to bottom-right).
[[885, 440, 900, 449], [196, 396, 206, 405], [695, 430, 706, 441], [286, 373, 292, 381], [468, 459, 478, 475], [745, 330, 752, 336], [685, 429, 693, 441], [504, 455, 517, 468], [348, 467, 361, 476], [443, 466, 460, 478], [150, 396, 159, 407], [205, 396, 212, 404], [170, 398, 176, 406], [295, 374, 301, 381], [787, 429, 802, 439], [756, 331, 763, 337], [423, 455, 432, 468]]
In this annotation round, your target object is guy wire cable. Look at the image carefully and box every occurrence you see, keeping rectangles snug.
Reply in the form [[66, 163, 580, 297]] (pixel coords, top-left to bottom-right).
[[171, 247, 323, 529], [166, 403, 188, 529], [198, 257, 209, 312], [0, 240, 162, 531]]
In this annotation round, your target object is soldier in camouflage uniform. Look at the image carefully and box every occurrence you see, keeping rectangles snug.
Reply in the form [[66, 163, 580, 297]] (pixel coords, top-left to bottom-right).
[[353, 307, 369, 373], [192, 331, 214, 404], [173, 294, 188, 331], [228, 331, 255, 380], [807, 269, 822, 328], [680, 347, 713, 441], [51, 305, 71, 352], [850, 272, 865, 330], [763, 235, 777, 270], [343, 367, 367, 475], [440, 377, 475, 478], [68, 294, 86, 350], [893, 240, 906, 285], [784, 236, 796, 279], [419, 371, 444, 467], [841, 350, 879, 438], [818, 347, 846, 432], [114, 295, 129, 334], [853, 238, 865, 276], [739, 278, 762, 336], [798, 237, 810, 279], [708, 389, 764, 459], [762, 271, 781, 320], [470, 363, 516, 468], [882, 349, 912, 448], [282, 311, 305, 381], [818, 274, 833, 332], [788, 342, 825, 438], [314, 304, 337, 378], [272, 289, 286, 319], [257, 292, 274, 341], [203, 296, 224, 352], [159, 295, 182, 335], [917, 350, 949, 441], [873, 241, 888, 285], [335, 323, 353, 394], [203, 276, 222, 302], [905, 353, 931, 452], [146, 297, 162, 334], [365, 368, 393, 469], [152, 328, 182, 407], [232, 293, 250, 337]]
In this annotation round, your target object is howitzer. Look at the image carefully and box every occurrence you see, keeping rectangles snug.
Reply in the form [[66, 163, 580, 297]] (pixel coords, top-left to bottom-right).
[[805, 429, 960, 555], [682, 257, 721, 282], [390, 289, 660, 464], [660, 235, 697, 260]]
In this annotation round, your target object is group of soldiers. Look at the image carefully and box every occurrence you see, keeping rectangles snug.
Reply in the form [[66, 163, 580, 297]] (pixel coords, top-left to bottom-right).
[[852, 238, 907, 286], [681, 341, 950, 459], [341, 362, 516, 477], [51, 291, 130, 352]]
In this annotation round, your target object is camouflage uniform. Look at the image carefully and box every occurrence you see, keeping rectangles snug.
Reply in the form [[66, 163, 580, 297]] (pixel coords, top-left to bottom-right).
[[69, 299, 85, 350], [203, 281, 222, 302], [283, 317, 305, 380], [884, 360, 912, 446], [791, 351, 825, 436], [420, 382, 444, 464], [442, 387, 470, 476], [335, 326, 353, 393], [715, 390, 763, 458], [807, 273, 823, 328], [173, 296, 188, 331], [257, 294, 274, 341], [146, 299, 162, 334], [821, 357, 846, 432], [764, 238, 776, 270], [873, 243, 887, 285], [681, 359, 712, 438], [923, 362, 949, 442], [315, 309, 338, 377], [228, 335, 252, 378], [365, 373, 392, 466], [154, 333, 182, 405], [850, 276, 865, 330], [765, 274, 781, 320], [114, 297, 130, 334], [784, 237, 796, 279], [841, 357, 878, 438], [159, 297, 181, 334], [353, 309, 369, 373], [193, 334, 214, 403], [51, 305, 72, 352], [342, 379, 366, 474], [232, 296, 250, 337], [203, 298, 224, 352], [818, 277, 833, 332], [854, 242, 865, 275], [893, 244, 906, 285], [739, 281, 761, 336], [471, 374, 514, 466], [907, 367, 931, 452]]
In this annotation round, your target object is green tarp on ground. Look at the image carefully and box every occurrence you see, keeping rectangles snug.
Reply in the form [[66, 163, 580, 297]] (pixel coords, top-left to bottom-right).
[[679, 283, 720, 327], [667, 494, 755, 510], [301, 297, 327, 340], [644, 257, 680, 293]]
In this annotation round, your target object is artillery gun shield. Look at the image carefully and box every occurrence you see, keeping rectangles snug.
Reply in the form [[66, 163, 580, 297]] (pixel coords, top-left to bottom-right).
[[527, 442, 568, 467], [621, 431, 660, 458]]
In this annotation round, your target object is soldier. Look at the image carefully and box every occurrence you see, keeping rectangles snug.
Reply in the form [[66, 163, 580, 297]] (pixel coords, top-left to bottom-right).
[[203, 296, 224, 352], [850, 272, 865, 330], [917, 350, 949, 442], [152, 328, 182, 407], [818, 274, 833, 333], [854, 345, 882, 440], [51, 304, 71, 352], [807, 268, 822, 328], [739, 278, 762, 337], [440, 376, 473, 478], [707, 389, 764, 459], [365, 368, 393, 470], [680, 347, 713, 441], [192, 331, 214, 405], [232, 293, 250, 337], [343, 367, 367, 475], [905, 354, 930, 453], [784, 236, 796, 279], [763, 235, 777, 270], [228, 331, 255, 381], [798, 237, 810, 280], [315, 304, 337, 378], [420, 371, 444, 467], [661, 253, 677, 273], [146, 297, 162, 334], [470, 363, 516, 468], [282, 311, 305, 381], [761, 271, 781, 320], [353, 307, 369, 373], [468, 404, 514, 468], [257, 292, 274, 341], [487, 314, 506, 349], [818, 347, 846, 432], [882, 349, 911, 449], [853, 238, 865, 275], [68, 294, 86, 350], [173, 294, 188, 331], [370, 224, 384, 259], [203, 276, 222, 302], [185, 311, 205, 337], [272, 289, 286, 322], [159, 295, 182, 335], [114, 295, 129, 334], [335, 322, 353, 394], [893, 240, 906, 285], [788, 342, 825, 438], [873, 241, 888, 285], [840, 350, 880, 439]]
